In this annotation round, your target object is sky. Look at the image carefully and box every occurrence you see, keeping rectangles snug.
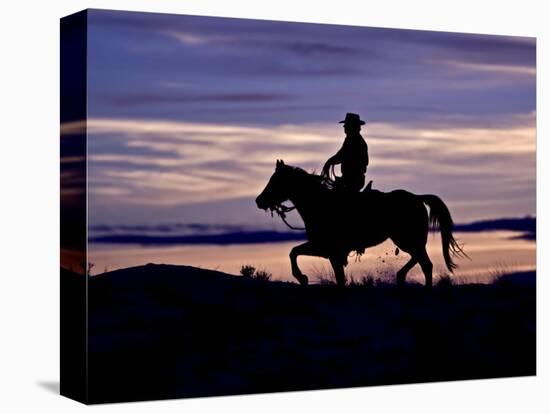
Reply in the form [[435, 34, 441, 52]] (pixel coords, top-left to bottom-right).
[[73, 9, 536, 237]]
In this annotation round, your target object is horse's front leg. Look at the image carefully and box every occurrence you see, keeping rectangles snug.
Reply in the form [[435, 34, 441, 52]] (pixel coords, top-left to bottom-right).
[[289, 241, 322, 286]]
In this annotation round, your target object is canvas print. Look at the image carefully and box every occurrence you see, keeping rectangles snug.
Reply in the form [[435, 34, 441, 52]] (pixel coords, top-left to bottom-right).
[[60, 9, 536, 404]]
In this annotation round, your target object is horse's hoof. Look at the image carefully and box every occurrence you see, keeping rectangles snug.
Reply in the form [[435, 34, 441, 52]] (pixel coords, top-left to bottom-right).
[[297, 274, 309, 286]]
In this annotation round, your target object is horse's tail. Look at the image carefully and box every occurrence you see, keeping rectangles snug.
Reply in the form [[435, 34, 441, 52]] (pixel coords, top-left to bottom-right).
[[420, 194, 468, 272]]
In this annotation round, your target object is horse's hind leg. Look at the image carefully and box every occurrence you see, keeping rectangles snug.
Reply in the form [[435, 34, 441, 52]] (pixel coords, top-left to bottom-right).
[[329, 256, 346, 287], [417, 248, 433, 288], [396, 257, 418, 285]]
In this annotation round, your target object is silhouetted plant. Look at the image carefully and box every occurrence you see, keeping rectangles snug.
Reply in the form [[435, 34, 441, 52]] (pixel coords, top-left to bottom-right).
[[489, 263, 516, 284], [436, 274, 454, 288], [253, 269, 272, 282], [348, 273, 376, 288], [311, 264, 337, 285], [239, 265, 272, 282], [240, 265, 256, 278], [359, 275, 376, 288], [81, 261, 95, 276]]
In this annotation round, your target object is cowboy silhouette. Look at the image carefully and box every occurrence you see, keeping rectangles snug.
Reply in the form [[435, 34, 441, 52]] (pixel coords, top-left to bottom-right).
[[322, 113, 369, 192]]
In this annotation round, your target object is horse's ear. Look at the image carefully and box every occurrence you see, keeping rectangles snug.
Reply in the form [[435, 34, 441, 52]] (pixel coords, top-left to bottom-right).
[[276, 159, 281, 169], [280, 159, 285, 165]]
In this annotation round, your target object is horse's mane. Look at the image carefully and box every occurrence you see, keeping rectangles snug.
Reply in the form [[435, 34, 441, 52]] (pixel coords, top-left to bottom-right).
[[282, 164, 336, 191]]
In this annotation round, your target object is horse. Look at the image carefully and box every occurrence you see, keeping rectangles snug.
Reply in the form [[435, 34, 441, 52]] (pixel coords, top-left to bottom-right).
[[255, 160, 466, 287]]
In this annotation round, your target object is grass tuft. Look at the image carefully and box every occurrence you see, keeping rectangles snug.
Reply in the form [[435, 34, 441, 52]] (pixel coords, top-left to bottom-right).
[[240, 264, 272, 282], [240, 265, 256, 278], [253, 269, 272, 282], [436, 274, 454, 288], [310, 264, 337, 285]]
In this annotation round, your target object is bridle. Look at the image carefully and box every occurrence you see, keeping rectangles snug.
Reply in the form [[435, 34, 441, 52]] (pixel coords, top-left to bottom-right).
[[269, 203, 305, 231], [267, 168, 337, 231]]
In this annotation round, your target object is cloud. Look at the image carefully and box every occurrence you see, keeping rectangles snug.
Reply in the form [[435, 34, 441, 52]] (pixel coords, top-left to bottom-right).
[[60, 120, 86, 136], [107, 92, 294, 107], [163, 30, 211, 46], [405, 31, 535, 67], [437, 60, 536, 77], [81, 10, 536, 226], [75, 114, 536, 225], [86, 9, 535, 127]]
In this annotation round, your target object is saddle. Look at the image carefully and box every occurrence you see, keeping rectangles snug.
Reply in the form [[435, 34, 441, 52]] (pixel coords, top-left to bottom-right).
[[332, 178, 373, 193]]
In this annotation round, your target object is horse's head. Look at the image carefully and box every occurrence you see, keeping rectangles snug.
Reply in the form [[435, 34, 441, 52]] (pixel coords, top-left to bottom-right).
[[256, 160, 294, 211]]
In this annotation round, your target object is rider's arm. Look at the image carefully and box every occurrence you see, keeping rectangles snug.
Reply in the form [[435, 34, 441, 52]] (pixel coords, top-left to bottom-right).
[[322, 146, 344, 175], [329, 147, 344, 164]]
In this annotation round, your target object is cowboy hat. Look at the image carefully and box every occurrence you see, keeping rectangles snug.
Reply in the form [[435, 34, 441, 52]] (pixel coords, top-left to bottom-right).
[[338, 112, 366, 125]]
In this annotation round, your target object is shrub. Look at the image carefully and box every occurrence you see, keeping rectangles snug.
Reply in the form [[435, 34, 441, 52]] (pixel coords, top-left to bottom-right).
[[437, 274, 454, 288], [253, 269, 272, 282], [239, 265, 272, 282], [240, 265, 256, 278]]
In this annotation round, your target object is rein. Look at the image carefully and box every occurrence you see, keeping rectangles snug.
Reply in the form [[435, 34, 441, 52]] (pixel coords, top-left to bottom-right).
[[271, 203, 306, 231]]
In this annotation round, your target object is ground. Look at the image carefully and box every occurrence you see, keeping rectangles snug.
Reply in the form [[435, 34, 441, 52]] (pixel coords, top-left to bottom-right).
[[66, 264, 535, 403]]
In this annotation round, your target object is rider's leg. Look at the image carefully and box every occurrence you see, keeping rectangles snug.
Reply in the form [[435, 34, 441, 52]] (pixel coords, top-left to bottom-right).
[[342, 173, 365, 192]]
